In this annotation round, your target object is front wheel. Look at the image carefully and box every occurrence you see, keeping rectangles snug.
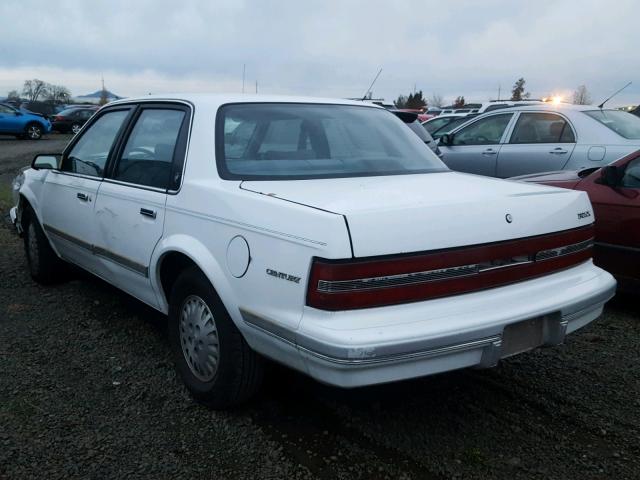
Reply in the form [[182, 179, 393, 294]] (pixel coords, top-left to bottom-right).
[[23, 209, 65, 284], [168, 267, 263, 409], [25, 123, 43, 140]]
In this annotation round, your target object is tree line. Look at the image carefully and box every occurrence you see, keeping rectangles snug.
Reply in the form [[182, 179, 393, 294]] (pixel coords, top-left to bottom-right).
[[6, 79, 72, 104], [394, 78, 593, 109]]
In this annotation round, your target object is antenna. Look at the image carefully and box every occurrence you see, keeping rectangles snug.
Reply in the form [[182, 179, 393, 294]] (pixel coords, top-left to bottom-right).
[[361, 68, 383, 100], [598, 81, 632, 108]]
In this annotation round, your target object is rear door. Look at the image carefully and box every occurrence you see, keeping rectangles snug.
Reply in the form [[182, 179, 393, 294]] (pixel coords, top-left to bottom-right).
[[496, 112, 577, 178], [40, 107, 133, 275], [93, 103, 190, 308], [439, 113, 514, 176]]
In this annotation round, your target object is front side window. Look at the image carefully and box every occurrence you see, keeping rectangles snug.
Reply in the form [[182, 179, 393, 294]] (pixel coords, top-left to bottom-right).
[[217, 103, 447, 180], [451, 114, 512, 146], [584, 110, 640, 139], [62, 110, 129, 176], [510, 113, 575, 144], [113, 109, 186, 189], [423, 117, 451, 134], [0, 105, 15, 114], [622, 157, 640, 188]]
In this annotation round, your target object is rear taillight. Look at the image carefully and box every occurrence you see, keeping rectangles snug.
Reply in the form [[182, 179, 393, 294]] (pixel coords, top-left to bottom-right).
[[306, 226, 594, 311], [53, 115, 63, 122]]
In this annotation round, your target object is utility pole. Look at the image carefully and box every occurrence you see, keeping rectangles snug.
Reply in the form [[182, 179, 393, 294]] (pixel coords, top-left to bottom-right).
[[242, 64, 246, 94], [255, 80, 258, 94], [497, 84, 501, 101]]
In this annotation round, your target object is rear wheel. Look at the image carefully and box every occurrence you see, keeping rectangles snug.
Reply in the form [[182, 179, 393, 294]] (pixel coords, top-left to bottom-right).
[[168, 266, 263, 409], [25, 123, 43, 140], [71, 123, 81, 135], [23, 208, 65, 284]]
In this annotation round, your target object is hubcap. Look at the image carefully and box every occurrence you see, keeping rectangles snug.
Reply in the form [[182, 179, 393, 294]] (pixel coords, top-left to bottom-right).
[[28, 126, 41, 139], [179, 295, 220, 381], [72, 124, 81, 134], [27, 223, 39, 272]]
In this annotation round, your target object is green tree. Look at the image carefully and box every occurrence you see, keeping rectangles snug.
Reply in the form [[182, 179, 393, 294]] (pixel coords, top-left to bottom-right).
[[395, 90, 427, 109], [394, 94, 408, 108], [511, 77, 530, 101], [7, 90, 20, 101]]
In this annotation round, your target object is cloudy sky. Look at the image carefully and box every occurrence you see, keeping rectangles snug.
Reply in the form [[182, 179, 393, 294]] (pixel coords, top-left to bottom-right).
[[1, 0, 639, 106]]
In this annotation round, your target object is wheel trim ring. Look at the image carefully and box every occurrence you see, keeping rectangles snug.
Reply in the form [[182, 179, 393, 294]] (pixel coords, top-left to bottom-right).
[[179, 295, 220, 382]]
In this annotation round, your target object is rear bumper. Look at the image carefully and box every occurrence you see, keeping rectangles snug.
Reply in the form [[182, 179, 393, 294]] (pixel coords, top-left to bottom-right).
[[242, 261, 616, 387]]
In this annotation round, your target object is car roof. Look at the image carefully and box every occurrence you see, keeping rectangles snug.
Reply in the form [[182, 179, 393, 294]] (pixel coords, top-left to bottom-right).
[[109, 93, 385, 109], [506, 103, 603, 113]]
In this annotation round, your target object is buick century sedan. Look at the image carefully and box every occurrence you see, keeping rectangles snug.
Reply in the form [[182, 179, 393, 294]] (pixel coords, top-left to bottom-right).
[[11, 94, 616, 408]]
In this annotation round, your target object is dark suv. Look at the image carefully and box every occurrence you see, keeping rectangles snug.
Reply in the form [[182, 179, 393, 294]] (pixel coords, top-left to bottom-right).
[[51, 107, 98, 134]]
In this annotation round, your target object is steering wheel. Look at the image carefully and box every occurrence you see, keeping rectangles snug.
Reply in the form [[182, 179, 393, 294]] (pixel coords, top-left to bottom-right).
[[126, 147, 155, 159]]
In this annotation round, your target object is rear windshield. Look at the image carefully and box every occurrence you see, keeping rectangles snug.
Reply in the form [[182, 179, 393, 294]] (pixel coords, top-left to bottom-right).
[[216, 103, 447, 180], [57, 108, 83, 116], [583, 110, 640, 139]]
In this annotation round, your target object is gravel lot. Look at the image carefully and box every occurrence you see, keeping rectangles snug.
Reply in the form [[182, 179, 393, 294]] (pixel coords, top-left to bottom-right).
[[1, 135, 639, 479]]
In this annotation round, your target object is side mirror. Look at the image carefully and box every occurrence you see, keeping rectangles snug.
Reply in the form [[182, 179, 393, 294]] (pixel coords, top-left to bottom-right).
[[15, 111, 23, 116], [439, 133, 453, 146], [32, 154, 60, 170], [599, 165, 621, 187]]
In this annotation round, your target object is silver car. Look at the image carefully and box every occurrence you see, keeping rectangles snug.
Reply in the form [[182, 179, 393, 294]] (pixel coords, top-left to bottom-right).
[[437, 104, 640, 177]]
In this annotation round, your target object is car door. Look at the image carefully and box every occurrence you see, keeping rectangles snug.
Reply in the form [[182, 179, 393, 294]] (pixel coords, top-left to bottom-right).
[[583, 156, 640, 284], [93, 103, 190, 308], [0, 104, 22, 133], [39, 107, 133, 275], [496, 112, 577, 178], [439, 113, 514, 176]]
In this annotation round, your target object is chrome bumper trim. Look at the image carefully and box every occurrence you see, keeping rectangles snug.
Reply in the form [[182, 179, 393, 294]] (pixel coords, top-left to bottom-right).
[[241, 281, 616, 367]]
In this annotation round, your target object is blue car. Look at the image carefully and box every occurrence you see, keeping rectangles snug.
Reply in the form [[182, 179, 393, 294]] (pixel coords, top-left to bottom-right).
[[0, 103, 52, 139]]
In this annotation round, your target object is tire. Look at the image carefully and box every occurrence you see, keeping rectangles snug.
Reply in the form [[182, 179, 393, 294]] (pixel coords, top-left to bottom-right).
[[25, 123, 43, 140], [23, 208, 65, 284], [168, 266, 263, 409], [71, 123, 81, 135]]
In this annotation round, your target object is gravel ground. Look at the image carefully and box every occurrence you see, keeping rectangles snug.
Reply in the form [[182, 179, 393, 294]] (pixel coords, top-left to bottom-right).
[[1, 136, 639, 479]]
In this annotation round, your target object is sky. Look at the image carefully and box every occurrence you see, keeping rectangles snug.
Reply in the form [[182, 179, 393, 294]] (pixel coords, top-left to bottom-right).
[[1, 0, 639, 106]]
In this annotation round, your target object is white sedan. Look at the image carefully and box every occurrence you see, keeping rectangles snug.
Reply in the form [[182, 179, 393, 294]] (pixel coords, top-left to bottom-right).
[[11, 94, 615, 408]]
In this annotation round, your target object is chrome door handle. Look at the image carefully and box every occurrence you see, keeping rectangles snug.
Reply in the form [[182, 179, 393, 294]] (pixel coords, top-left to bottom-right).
[[77, 192, 89, 201], [482, 149, 498, 155], [140, 208, 157, 219], [549, 148, 568, 154]]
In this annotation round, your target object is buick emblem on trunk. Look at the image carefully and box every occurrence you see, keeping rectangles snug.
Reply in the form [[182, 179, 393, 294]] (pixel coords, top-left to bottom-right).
[[505, 214, 513, 223]]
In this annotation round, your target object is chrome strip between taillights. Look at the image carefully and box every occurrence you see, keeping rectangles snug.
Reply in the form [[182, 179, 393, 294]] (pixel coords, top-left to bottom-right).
[[317, 238, 594, 293]]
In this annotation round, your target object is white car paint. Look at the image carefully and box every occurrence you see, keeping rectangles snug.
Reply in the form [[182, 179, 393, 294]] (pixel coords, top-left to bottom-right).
[[12, 93, 616, 389]]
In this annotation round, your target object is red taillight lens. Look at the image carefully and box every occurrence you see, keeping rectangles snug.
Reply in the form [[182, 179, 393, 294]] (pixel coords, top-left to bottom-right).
[[306, 226, 594, 311], [53, 115, 63, 122]]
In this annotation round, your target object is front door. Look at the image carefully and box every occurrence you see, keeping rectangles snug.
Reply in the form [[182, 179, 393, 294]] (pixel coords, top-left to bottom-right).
[[94, 104, 189, 308], [0, 104, 22, 134], [497, 112, 577, 178], [584, 156, 640, 284], [439, 113, 514, 176], [40, 108, 132, 275]]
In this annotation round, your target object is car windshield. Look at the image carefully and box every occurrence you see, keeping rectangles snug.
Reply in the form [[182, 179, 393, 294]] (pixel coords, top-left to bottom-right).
[[217, 103, 447, 180], [584, 110, 640, 139]]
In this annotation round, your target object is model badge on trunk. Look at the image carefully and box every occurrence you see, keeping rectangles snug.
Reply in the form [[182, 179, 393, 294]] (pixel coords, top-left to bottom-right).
[[266, 269, 301, 284]]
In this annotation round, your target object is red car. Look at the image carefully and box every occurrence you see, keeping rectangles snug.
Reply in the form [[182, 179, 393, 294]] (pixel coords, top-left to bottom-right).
[[512, 150, 640, 292]]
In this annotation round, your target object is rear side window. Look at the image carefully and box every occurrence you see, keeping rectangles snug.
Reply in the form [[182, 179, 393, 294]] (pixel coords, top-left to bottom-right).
[[451, 114, 512, 146], [113, 108, 186, 189], [510, 113, 575, 144], [62, 110, 130, 177], [622, 157, 640, 188]]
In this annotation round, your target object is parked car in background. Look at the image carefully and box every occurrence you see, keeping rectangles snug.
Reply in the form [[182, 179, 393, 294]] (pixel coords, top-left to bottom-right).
[[19, 101, 65, 120], [10, 94, 614, 408], [511, 150, 640, 292], [51, 107, 99, 134], [0, 103, 52, 139], [423, 114, 478, 139], [438, 104, 640, 178], [392, 110, 442, 157]]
